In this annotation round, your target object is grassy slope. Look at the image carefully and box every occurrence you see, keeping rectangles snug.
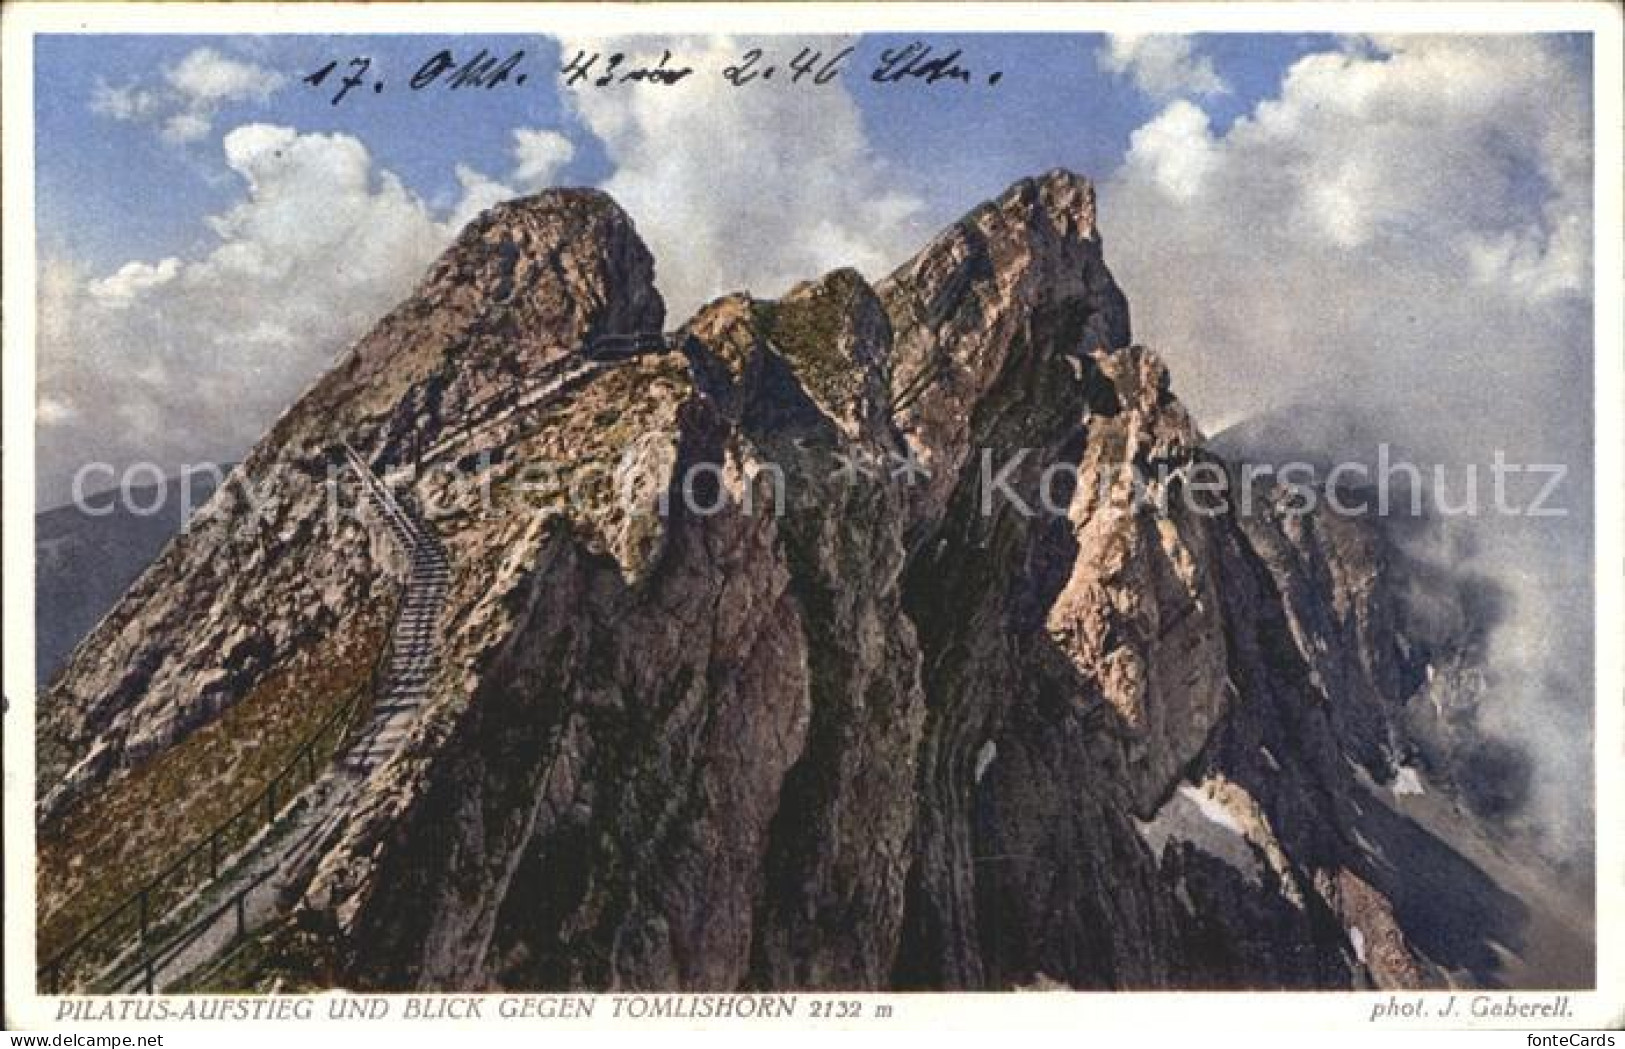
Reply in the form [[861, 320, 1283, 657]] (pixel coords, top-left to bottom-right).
[[37, 607, 388, 963]]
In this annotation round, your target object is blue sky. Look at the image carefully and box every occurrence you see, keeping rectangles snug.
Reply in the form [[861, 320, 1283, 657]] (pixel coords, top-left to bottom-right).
[[34, 30, 1593, 519], [39, 34, 574, 266], [37, 32, 1345, 273]]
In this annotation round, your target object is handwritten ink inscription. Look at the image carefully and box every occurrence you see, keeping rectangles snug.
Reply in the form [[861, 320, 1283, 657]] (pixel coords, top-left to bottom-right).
[[301, 43, 1003, 106]]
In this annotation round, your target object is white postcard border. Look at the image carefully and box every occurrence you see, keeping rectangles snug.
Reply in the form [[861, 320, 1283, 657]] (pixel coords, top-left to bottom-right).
[[3, 1, 1620, 1031]]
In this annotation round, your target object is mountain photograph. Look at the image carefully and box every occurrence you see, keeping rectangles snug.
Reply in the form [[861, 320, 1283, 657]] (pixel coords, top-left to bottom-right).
[[9, 19, 1610, 1025]]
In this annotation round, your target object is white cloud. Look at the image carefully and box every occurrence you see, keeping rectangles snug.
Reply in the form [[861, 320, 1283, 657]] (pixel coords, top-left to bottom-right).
[[1100, 34, 1228, 100], [443, 128, 578, 230], [1101, 35, 1593, 854], [566, 35, 926, 320], [444, 127, 579, 230], [166, 48, 283, 105], [161, 112, 214, 145], [91, 47, 286, 145], [37, 397, 72, 426], [512, 129, 576, 190], [90, 82, 161, 121], [55, 37, 923, 499], [39, 122, 582, 506], [1104, 35, 1589, 435], [88, 257, 180, 307], [40, 127, 448, 503], [1120, 99, 1217, 202]]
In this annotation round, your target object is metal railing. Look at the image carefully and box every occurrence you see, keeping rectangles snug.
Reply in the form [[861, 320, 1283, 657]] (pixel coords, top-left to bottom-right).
[[37, 445, 430, 995], [37, 662, 377, 994], [97, 454, 429, 993], [404, 332, 675, 467], [100, 853, 279, 994]]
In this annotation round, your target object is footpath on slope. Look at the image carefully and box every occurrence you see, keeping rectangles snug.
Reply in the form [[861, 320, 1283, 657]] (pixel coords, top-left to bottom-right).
[[45, 334, 672, 994]]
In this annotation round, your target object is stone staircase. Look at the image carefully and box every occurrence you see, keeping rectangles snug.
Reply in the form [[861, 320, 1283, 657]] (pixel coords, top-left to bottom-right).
[[43, 346, 688, 993], [108, 446, 450, 990], [41, 447, 453, 994], [340, 443, 449, 775]]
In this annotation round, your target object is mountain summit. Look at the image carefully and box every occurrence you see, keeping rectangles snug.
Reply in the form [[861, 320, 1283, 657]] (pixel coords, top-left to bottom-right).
[[37, 171, 1581, 993]]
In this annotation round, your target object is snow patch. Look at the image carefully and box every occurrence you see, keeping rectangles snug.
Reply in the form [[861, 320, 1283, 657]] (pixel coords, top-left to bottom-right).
[[1179, 783, 1245, 835], [1348, 925, 1368, 965], [974, 739, 997, 783], [1391, 765, 1426, 796], [1134, 781, 1262, 886]]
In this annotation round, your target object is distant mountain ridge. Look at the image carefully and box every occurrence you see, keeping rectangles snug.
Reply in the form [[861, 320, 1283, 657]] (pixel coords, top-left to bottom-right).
[[36, 470, 227, 685]]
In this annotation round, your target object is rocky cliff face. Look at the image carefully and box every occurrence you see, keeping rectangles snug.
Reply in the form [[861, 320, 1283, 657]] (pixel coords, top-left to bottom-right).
[[39, 171, 1579, 991]]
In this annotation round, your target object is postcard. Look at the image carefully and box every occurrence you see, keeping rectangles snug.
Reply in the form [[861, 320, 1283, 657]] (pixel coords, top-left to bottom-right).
[[3, 0, 1621, 1035]]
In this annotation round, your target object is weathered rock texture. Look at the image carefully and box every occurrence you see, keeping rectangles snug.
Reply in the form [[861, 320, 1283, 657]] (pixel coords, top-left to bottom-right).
[[39, 172, 1577, 992]]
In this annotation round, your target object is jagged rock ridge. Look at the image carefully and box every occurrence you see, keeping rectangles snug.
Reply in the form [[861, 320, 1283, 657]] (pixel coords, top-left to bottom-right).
[[38, 172, 1586, 992]]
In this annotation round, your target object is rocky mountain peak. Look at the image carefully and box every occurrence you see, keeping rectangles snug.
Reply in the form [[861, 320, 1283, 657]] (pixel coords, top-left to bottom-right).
[[878, 169, 1130, 521], [419, 187, 665, 339], [997, 167, 1102, 243], [273, 188, 665, 470], [37, 169, 1569, 996], [680, 267, 897, 448]]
